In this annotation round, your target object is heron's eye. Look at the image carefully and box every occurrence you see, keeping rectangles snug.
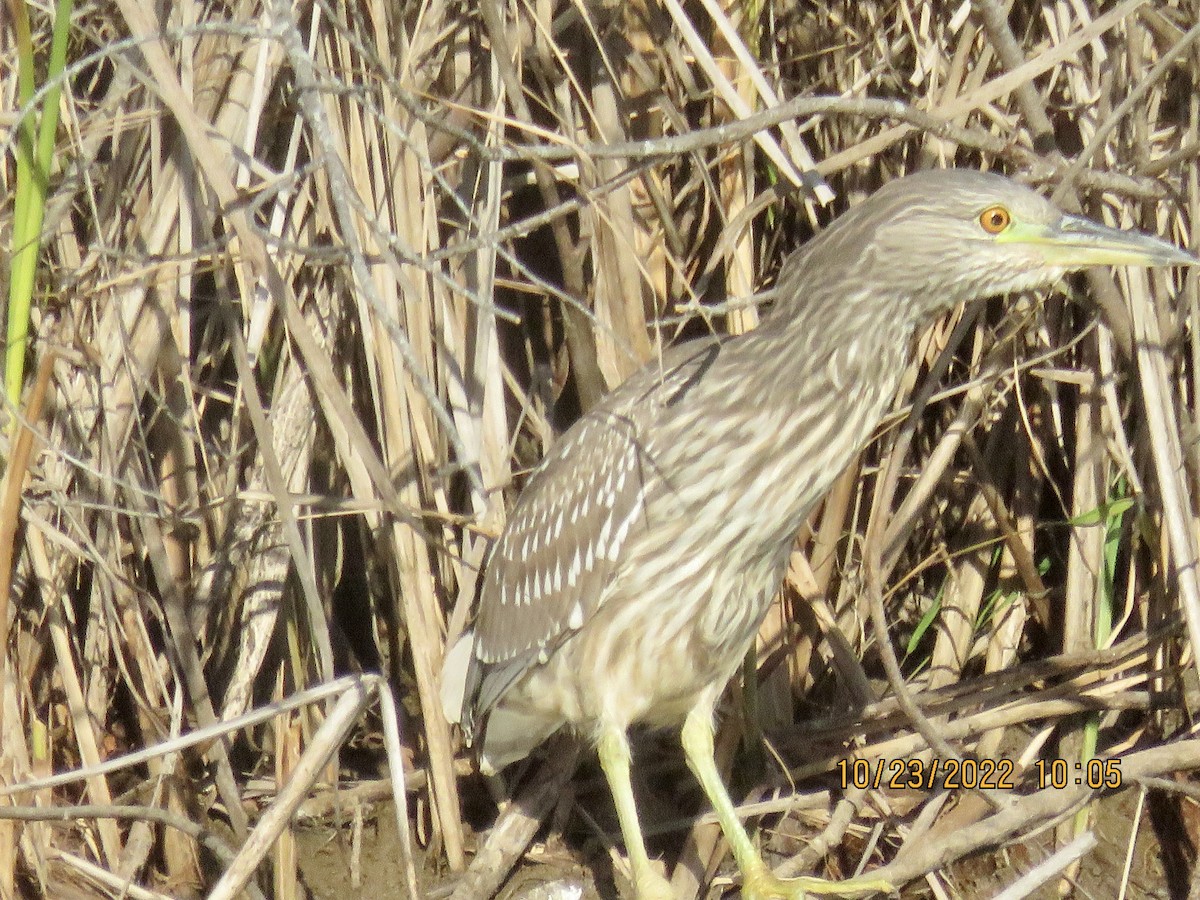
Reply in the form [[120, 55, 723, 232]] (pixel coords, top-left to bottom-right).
[[979, 205, 1011, 234]]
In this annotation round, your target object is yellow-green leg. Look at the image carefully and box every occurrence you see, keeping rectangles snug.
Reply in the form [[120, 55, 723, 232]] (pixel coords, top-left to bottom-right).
[[680, 706, 892, 899], [598, 725, 674, 900]]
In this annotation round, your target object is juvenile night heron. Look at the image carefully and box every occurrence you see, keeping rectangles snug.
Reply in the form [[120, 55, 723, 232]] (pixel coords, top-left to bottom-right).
[[442, 169, 1195, 899]]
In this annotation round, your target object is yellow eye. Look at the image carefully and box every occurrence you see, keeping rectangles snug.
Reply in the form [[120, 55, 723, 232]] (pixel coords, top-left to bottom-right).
[[979, 205, 1011, 234]]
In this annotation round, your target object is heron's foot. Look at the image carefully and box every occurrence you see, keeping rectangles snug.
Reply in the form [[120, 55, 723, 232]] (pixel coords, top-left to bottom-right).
[[627, 866, 674, 900], [741, 865, 892, 899]]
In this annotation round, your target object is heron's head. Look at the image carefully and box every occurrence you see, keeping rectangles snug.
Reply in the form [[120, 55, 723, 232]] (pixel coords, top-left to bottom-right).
[[788, 169, 1196, 324]]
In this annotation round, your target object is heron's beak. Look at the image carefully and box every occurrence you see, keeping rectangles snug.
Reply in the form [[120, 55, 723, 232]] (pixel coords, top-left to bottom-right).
[[1006, 214, 1198, 268]]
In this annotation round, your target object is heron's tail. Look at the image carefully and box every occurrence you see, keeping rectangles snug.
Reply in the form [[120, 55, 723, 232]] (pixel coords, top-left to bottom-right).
[[478, 706, 564, 775], [439, 631, 474, 728], [441, 629, 564, 772]]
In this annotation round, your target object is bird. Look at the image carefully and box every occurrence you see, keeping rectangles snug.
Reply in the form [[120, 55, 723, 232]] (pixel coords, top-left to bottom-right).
[[441, 169, 1196, 899]]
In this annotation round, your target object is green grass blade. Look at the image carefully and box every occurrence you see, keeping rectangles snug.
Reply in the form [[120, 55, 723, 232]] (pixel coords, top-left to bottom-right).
[[6, 0, 75, 425]]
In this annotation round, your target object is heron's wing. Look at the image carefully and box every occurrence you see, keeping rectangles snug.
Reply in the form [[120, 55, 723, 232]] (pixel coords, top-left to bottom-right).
[[469, 337, 724, 717]]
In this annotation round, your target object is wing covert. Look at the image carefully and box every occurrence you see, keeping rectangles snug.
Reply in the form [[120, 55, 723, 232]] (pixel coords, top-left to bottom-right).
[[474, 409, 646, 666], [467, 337, 726, 718]]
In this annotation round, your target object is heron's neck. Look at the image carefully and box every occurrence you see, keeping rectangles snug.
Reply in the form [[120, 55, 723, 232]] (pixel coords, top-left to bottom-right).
[[749, 283, 922, 396], [675, 285, 921, 581]]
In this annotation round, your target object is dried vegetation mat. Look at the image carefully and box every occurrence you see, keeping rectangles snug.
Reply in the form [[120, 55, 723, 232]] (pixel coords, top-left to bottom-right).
[[1, 0, 1199, 898]]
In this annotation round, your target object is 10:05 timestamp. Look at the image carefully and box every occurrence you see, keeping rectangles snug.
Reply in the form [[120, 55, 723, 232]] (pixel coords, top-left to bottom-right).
[[1034, 758, 1122, 789]]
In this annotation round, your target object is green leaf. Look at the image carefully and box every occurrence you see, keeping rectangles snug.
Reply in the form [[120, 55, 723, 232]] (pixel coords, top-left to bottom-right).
[[905, 592, 942, 657], [1067, 497, 1134, 527]]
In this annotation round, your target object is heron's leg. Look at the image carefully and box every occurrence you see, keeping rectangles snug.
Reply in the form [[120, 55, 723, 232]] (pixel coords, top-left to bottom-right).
[[680, 706, 892, 899], [597, 725, 674, 900]]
